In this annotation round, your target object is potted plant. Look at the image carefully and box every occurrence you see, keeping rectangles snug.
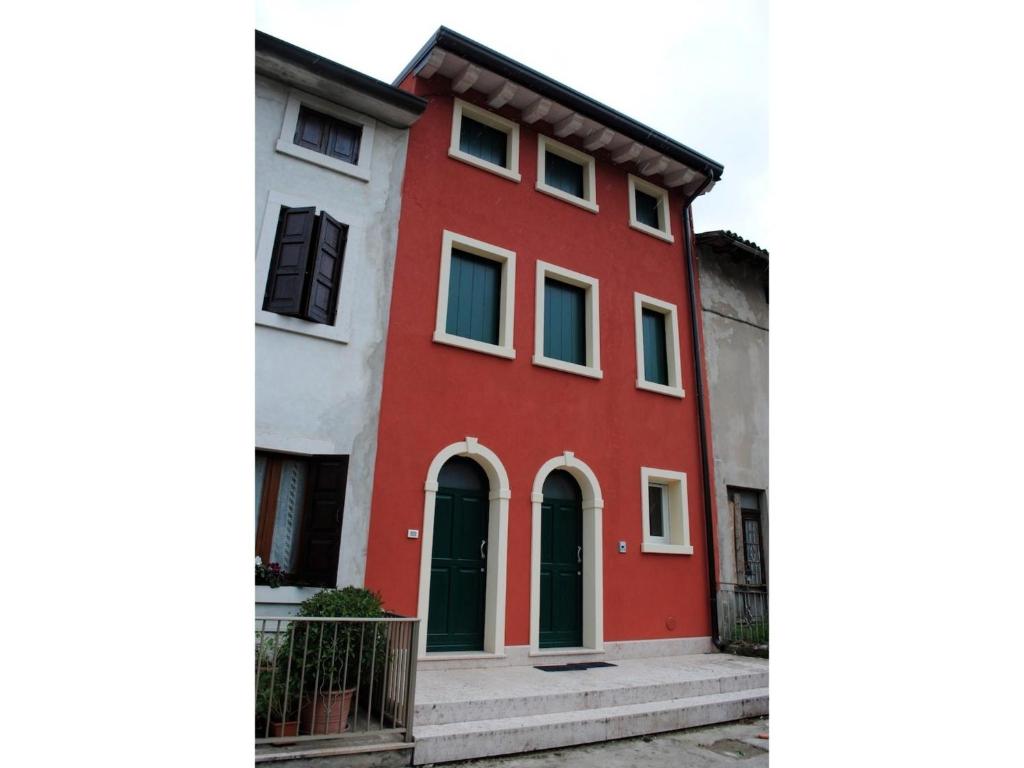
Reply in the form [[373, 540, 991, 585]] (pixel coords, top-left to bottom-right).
[[255, 634, 303, 738], [293, 587, 385, 735]]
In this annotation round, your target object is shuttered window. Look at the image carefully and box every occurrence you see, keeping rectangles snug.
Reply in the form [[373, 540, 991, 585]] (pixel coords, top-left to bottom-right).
[[544, 151, 585, 199], [262, 206, 348, 326], [255, 452, 349, 586], [459, 115, 508, 168], [294, 105, 362, 165], [543, 278, 586, 365], [635, 188, 661, 229], [642, 308, 669, 385], [445, 248, 501, 345]]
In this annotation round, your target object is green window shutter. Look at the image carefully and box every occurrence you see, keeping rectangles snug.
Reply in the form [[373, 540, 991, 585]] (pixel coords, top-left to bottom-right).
[[544, 151, 584, 198], [642, 308, 669, 385], [635, 188, 661, 229], [446, 249, 501, 345], [459, 115, 508, 167], [544, 278, 586, 365]]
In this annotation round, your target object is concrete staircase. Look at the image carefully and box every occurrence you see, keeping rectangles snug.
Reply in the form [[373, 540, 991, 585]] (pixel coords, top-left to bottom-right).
[[412, 653, 768, 765]]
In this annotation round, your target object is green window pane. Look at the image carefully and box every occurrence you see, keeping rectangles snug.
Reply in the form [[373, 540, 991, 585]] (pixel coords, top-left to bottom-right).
[[642, 308, 669, 385], [446, 249, 501, 345], [459, 115, 508, 168], [648, 484, 665, 538], [544, 278, 586, 365], [635, 188, 661, 229], [545, 151, 584, 198]]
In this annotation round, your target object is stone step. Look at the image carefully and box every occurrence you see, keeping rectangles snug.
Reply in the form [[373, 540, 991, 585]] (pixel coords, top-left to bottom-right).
[[412, 686, 769, 765], [411, 667, 765, 729]]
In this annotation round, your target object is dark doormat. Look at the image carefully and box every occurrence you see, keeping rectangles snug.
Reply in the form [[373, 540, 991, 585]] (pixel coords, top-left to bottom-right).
[[533, 661, 618, 672]]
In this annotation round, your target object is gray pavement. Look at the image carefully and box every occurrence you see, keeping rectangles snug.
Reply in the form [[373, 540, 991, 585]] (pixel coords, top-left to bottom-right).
[[436, 717, 769, 767]]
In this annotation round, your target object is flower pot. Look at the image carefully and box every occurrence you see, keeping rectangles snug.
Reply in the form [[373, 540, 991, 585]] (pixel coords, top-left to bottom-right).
[[301, 688, 355, 734], [269, 720, 299, 738]]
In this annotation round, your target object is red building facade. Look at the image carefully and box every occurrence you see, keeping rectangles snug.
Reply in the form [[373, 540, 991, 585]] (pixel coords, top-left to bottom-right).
[[365, 29, 724, 660]]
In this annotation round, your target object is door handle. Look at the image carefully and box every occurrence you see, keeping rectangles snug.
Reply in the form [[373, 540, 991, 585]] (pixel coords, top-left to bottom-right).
[[481, 539, 487, 560], [577, 545, 582, 564]]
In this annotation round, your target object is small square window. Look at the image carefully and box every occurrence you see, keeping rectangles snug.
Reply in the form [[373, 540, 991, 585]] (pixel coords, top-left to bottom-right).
[[434, 230, 517, 359], [448, 98, 521, 182], [627, 174, 674, 242], [536, 135, 599, 213], [640, 468, 692, 555], [533, 261, 602, 379], [634, 293, 685, 398], [275, 89, 376, 181]]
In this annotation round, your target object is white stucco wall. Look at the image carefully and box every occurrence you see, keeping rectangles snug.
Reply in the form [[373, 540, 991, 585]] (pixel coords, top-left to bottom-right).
[[697, 246, 769, 595], [255, 74, 410, 588]]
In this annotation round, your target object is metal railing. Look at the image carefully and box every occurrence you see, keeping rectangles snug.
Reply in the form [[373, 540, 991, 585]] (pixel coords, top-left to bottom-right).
[[255, 616, 419, 745], [720, 583, 768, 645]]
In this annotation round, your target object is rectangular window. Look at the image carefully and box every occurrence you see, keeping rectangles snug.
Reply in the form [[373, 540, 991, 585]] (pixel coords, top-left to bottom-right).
[[294, 105, 362, 164], [536, 135, 599, 213], [634, 293, 685, 398], [732, 489, 765, 586], [448, 98, 521, 181], [275, 89, 376, 181], [262, 205, 348, 326], [533, 261, 602, 378], [434, 230, 517, 359], [640, 468, 692, 555], [446, 248, 502, 345], [255, 452, 349, 587], [543, 278, 586, 365], [647, 483, 668, 540], [628, 174, 674, 242], [641, 308, 669, 385]]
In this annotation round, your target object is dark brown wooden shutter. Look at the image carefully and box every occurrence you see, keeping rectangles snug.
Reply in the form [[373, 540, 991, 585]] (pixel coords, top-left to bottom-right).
[[263, 206, 316, 316], [298, 455, 348, 586], [303, 211, 348, 325]]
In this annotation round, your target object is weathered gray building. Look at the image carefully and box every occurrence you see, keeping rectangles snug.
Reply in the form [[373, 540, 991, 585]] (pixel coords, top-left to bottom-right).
[[696, 230, 769, 644], [254, 32, 425, 616]]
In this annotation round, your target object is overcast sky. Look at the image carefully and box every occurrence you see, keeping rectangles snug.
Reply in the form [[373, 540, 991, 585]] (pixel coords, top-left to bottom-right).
[[255, 0, 768, 248]]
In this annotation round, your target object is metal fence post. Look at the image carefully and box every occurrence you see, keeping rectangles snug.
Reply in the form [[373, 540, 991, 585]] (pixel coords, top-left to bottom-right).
[[403, 620, 420, 743]]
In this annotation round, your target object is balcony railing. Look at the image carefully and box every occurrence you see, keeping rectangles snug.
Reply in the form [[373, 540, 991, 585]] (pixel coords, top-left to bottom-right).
[[720, 583, 768, 645], [255, 616, 419, 745]]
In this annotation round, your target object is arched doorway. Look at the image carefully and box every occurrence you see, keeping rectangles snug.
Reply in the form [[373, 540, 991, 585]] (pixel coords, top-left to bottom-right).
[[539, 470, 583, 648], [427, 456, 490, 652], [418, 437, 511, 657], [530, 452, 605, 654]]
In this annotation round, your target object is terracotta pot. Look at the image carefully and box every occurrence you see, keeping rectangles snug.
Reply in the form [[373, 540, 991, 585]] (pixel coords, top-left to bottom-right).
[[269, 720, 299, 738], [301, 688, 355, 734]]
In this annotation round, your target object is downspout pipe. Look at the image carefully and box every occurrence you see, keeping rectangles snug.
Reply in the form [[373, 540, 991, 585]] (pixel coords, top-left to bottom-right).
[[679, 170, 724, 650]]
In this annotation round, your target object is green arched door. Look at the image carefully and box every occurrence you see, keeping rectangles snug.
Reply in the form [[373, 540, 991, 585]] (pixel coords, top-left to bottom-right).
[[427, 457, 489, 652], [539, 470, 583, 648]]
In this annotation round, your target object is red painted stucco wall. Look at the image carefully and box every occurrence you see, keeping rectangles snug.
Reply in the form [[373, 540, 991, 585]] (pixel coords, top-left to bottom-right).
[[364, 75, 715, 645]]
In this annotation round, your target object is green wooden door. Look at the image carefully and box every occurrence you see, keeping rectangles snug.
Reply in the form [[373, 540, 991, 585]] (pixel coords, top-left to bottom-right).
[[427, 458, 489, 652], [539, 471, 583, 648]]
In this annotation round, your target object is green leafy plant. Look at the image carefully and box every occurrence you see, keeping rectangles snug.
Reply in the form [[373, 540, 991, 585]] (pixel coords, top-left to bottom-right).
[[255, 634, 304, 725], [255, 556, 285, 588]]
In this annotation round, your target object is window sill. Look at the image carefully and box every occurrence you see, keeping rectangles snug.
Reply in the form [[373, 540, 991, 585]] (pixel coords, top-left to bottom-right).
[[275, 140, 371, 182], [448, 148, 521, 182], [641, 542, 694, 555], [629, 220, 675, 243], [257, 310, 351, 344], [636, 379, 685, 398], [533, 354, 603, 379], [433, 330, 515, 359], [535, 182, 599, 213]]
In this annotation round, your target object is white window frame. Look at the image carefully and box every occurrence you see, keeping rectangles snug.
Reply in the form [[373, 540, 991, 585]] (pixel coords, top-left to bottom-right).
[[628, 174, 674, 243], [448, 98, 521, 182], [634, 292, 685, 398], [275, 88, 376, 182], [532, 261, 602, 379], [536, 135, 599, 213], [433, 230, 517, 359], [255, 190, 356, 344], [640, 467, 693, 555]]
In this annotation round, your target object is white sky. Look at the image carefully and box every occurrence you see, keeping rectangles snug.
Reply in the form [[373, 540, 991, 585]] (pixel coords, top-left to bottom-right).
[[255, 0, 768, 247]]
